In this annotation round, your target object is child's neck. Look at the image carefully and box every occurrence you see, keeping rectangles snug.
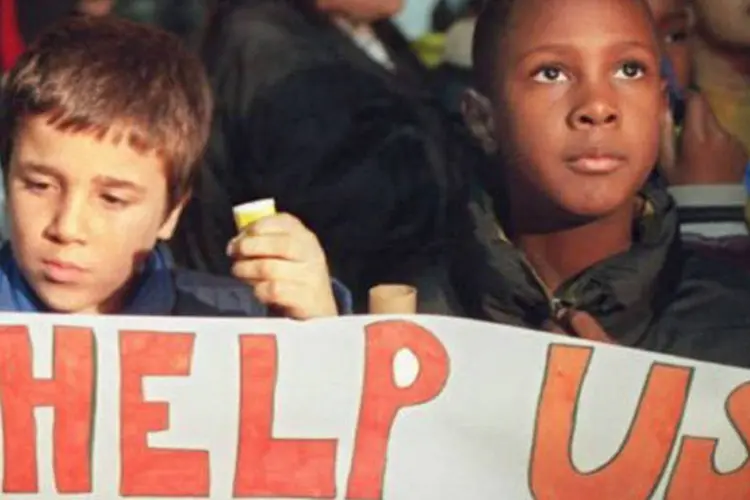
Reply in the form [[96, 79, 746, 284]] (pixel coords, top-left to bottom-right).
[[507, 205, 636, 293], [692, 35, 750, 93]]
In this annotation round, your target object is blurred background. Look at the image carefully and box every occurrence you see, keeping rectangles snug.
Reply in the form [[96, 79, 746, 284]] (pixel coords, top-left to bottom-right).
[[112, 0, 457, 40]]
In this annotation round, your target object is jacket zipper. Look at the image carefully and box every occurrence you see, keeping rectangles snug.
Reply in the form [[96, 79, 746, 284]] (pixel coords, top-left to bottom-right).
[[494, 227, 576, 322], [518, 254, 575, 323]]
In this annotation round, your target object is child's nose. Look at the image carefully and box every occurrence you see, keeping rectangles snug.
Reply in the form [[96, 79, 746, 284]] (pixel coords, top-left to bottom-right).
[[45, 195, 88, 244], [568, 87, 620, 130]]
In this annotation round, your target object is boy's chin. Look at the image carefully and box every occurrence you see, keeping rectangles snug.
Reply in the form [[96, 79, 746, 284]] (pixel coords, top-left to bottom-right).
[[33, 284, 108, 315], [551, 192, 636, 225]]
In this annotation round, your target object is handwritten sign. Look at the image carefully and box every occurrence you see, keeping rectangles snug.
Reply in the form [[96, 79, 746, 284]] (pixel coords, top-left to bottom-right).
[[0, 313, 747, 499]]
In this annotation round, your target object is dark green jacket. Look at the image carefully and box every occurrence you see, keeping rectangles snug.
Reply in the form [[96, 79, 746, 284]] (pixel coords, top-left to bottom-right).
[[420, 186, 750, 369]]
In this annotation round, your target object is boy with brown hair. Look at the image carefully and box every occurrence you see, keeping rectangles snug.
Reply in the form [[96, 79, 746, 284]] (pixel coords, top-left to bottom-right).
[[0, 16, 347, 318], [447, 0, 750, 367]]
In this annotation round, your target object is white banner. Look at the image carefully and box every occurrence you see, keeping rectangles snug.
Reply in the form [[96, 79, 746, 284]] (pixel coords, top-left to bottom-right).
[[0, 313, 747, 499]]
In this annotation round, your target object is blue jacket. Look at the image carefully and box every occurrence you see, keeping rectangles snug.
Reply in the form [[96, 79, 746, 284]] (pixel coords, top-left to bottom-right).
[[0, 243, 352, 317]]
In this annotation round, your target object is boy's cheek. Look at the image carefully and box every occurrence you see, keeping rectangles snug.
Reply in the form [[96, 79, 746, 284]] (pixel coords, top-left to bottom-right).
[[7, 192, 42, 232]]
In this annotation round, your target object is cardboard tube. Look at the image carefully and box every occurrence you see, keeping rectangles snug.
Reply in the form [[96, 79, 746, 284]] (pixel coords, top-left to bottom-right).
[[368, 284, 417, 314], [233, 198, 276, 231]]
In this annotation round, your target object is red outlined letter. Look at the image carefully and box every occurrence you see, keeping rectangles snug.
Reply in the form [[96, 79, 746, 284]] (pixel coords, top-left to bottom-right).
[[234, 334, 338, 498], [120, 331, 209, 496], [666, 382, 750, 499], [0, 325, 94, 494], [346, 320, 450, 499], [529, 344, 691, 499]]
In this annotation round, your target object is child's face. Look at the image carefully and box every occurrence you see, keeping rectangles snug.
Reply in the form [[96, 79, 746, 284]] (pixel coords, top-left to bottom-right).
[[645, 0, 691, 90], [692, 0, 750, 47], [6, 116, 184, 314], [490, 0, 665, 220]]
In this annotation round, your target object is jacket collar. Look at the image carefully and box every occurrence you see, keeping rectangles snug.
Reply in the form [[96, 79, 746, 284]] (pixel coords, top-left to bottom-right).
[[451, 185, 682, 345]]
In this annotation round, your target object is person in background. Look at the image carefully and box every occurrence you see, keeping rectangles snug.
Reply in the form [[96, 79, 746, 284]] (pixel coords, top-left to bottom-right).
[[433, 0, 750, 368], [0, 16, 348, 318], [171, 0, 477, 312], [689, 0, 750, 236], [1, 0, 77, 73], [690, 0, 750, 161], [646, 0, 749, 239], [1, 0, 115, 74]]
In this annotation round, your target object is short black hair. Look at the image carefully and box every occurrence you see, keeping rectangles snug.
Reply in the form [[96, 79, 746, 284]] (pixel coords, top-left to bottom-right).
[[471, 0, 658, 96], [471, 0, 518, 95]]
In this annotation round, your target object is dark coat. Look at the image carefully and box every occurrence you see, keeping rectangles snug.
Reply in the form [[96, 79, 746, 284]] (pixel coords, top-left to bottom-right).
[[424, 186, 750, 369], [170, 0, 479, 311]]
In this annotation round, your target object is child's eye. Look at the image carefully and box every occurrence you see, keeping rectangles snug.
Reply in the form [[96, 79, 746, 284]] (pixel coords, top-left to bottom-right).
[[23, 179, 52, 193], [100, 193, 129, 208], [614, 61, 646, 79], [532, 66, 568, 83]]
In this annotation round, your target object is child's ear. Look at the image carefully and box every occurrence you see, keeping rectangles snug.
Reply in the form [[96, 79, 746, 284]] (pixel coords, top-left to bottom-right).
[[157, 191, 191, 240], [461, 88, 498, 154]]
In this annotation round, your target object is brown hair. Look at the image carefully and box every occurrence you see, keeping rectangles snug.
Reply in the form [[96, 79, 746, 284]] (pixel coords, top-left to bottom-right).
[[0, 15, 213, 208]]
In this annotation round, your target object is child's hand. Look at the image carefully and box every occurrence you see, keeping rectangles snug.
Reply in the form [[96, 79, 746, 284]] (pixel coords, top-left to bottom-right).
[[659, 91, 748, 185], [227, 214, 338, 319]]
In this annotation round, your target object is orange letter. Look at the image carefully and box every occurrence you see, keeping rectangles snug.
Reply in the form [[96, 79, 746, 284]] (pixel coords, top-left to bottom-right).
[[120, 331, 209, 497], [0, 325, 94, 494], [529, 344, 691, 500], [666, 382, 750, 499], [233, 335, 337, 498], [346, 321, 450, 500]]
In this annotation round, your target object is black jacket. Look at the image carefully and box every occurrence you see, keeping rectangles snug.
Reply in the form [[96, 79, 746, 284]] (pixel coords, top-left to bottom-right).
[[171, 0, 477, 310], [431, 186, 750, 368], [15, 0, 77, 44]]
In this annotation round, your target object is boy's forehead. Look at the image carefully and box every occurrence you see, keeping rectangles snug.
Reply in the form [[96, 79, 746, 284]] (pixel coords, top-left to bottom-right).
[[504, 0, 657, 52], [13, 115, 166, 185]]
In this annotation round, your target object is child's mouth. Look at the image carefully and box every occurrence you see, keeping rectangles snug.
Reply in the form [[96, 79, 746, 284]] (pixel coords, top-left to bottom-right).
[[41, 259, 87, 284], [565, 153, 627, 175]]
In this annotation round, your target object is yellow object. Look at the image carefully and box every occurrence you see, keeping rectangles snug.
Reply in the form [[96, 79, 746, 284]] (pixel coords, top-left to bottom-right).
[[412, 33, 446, 69], [233, 199, 277, 231]]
